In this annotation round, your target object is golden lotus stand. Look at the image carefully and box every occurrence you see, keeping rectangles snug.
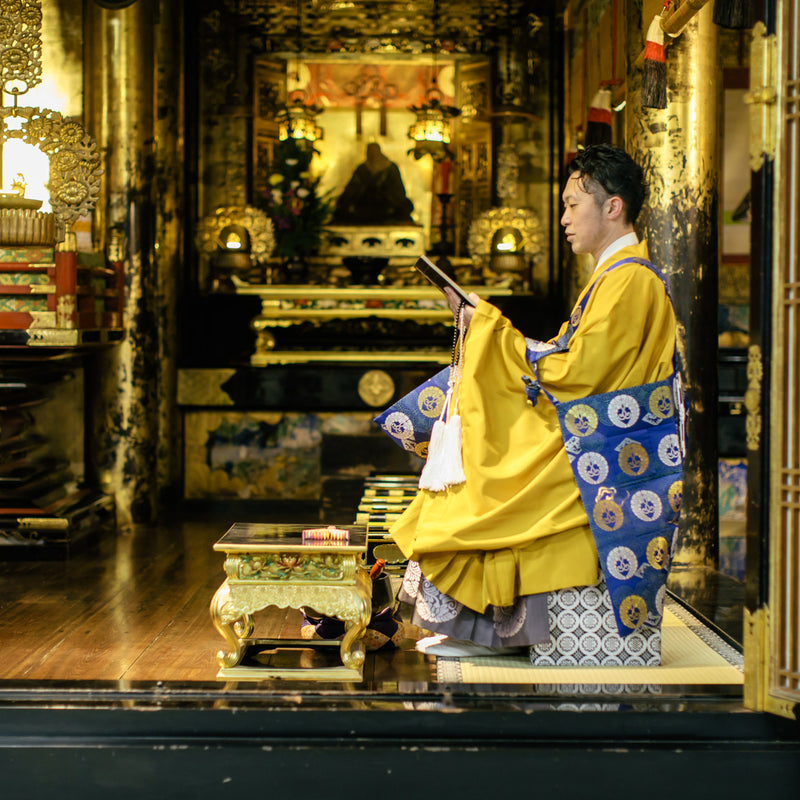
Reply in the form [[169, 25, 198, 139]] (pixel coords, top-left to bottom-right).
[[210, 522, 371, 682]]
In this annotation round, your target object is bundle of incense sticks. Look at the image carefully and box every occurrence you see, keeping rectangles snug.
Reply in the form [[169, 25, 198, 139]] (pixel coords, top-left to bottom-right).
[[301, 525, 350, 542]]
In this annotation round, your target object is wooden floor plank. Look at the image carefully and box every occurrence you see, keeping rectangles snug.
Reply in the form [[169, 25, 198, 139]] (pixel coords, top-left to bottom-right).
[[0, 518, 430, 686], [0, 521, 223, 680]]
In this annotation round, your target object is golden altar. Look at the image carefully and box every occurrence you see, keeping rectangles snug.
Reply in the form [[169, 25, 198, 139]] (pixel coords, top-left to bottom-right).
[[231, 275, 510, 365], [210, 522, 371, 681]]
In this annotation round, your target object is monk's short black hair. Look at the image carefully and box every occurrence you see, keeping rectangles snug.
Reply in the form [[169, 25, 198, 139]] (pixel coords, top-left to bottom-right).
[[566, 144, 646, 224]]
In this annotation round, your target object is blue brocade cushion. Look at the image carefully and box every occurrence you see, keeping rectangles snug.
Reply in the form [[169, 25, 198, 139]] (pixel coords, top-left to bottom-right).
[[373, 367, 450, 457]]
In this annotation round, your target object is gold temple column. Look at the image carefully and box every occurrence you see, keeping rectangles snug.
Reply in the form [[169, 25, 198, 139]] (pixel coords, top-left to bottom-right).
[[83, 1, 162, 525], [152, 3, 184, 502], [625, 1, 720, 570]]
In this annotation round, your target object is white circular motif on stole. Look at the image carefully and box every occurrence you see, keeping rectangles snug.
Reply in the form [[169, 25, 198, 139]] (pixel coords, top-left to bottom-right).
[[402, 560, 422, 597], [655, 584, 666, 615], [493, 601, 527, 637], [607, 394, 640, 428], [382, 411, 415, 449], [631, 489, 663, 522], [577, 452, 610, 484], [417, 577, 463, 623], [606, 546, 638, 580], [658, 433, 682, 466]]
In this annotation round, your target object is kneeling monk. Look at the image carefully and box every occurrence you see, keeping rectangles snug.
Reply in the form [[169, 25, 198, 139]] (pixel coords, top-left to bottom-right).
[[392, 145, 678, 656]]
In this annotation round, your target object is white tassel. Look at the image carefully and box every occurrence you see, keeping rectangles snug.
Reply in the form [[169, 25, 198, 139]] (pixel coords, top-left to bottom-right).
[[419, 304, 468, 493], [419, 417, 449, 492], [439, 412, 466, 484], [674, 372, 688, 458], [419, 406, 465, 491]]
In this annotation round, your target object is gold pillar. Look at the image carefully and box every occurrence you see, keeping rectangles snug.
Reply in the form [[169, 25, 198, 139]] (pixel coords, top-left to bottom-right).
[[84, 1, 159, 525], [626, 1, 721, 569], [153, 3, 184, 500]]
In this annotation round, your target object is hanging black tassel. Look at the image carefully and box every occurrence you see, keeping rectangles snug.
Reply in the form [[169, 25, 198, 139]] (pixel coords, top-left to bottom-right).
[[585, 88, 612, 147], [641, 16, 667, 110], [713, 0, 753, 30]]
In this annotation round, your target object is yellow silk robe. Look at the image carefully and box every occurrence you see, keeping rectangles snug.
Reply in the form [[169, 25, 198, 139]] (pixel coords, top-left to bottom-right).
[[390, 241, 677, 613]]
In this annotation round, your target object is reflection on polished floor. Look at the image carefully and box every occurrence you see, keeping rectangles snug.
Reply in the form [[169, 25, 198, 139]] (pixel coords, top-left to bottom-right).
[[0, 511, 745, 704], [0, 515, 435, 685]]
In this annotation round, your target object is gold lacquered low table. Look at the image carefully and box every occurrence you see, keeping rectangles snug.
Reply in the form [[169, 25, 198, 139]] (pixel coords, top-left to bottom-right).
[[210, 522, 371, 681]]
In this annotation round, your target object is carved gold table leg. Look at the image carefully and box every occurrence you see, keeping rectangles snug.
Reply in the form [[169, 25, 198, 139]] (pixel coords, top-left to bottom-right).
[[209, 580, 246, 669], [338, 568, 371, 670], [234, 614, 255, 639]]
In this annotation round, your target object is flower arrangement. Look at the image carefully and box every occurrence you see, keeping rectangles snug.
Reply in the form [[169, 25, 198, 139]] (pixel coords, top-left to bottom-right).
[[259, 138, 331, 263]]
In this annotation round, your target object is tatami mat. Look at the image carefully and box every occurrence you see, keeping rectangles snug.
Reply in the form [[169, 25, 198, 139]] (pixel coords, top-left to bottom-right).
[[435, 601, 744, 686]]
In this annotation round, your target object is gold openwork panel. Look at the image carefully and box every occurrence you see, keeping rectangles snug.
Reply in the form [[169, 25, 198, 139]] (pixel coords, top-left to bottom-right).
[[770, 0, 800, 710]]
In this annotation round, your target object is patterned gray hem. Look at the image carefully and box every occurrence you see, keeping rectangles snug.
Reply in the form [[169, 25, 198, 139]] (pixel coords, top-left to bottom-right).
[[398, 560, 550, 647]]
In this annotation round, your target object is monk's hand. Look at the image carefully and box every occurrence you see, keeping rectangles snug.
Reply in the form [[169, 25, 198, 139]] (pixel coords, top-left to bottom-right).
[[443, 288, 479, 328]]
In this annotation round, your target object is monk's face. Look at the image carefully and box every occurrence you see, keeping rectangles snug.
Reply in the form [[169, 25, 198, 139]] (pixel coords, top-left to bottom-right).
[[560, 173, 612, 259]]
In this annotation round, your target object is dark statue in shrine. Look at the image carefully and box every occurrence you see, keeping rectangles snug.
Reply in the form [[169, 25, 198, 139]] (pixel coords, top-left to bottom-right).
[[332, 143, 415, 225]]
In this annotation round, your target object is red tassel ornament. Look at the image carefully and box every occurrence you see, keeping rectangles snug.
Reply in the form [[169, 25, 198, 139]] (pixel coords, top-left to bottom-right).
[[585, 88, 612, 147], [641, 15, 667, 110]]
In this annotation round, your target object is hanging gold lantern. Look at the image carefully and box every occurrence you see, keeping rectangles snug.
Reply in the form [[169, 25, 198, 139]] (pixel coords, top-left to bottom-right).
[[407, 86, 460, 162], [276, 90, 324, 146]]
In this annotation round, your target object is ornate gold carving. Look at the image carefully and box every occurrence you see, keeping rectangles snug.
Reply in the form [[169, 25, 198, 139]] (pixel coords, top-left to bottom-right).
[[467, 206, 544, 269], [0, 0, 42, 97], [0, 207, 53, 246], [209, 581, 246, 668], [0, 106, 103, 241], [746, 22, 777, 170], [358, 369, 395, 407], [210, 567, 372, 673], [233, 1, 529, 55], [229, 551, 349, 582], [234, 282, 511, 364], [744, 344, 763, 451], [195, 206, 275, 264]]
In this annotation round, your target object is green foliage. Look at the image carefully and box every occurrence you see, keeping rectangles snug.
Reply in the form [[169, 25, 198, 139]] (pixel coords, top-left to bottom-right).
[[258, 138, 332, 260]]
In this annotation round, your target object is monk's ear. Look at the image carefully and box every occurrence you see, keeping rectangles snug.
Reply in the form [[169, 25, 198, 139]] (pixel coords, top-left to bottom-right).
[[607, 195, 625, 221]]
